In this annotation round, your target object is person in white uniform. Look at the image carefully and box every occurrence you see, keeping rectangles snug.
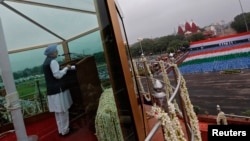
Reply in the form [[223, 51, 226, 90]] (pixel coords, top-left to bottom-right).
[[43, 44, 74, 136]]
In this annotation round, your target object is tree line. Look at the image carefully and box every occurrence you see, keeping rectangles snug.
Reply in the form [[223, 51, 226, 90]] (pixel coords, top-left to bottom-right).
[[128, 12, 250, 58]]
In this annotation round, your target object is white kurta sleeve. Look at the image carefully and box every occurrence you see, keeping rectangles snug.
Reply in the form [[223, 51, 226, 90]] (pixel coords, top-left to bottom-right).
[[50, 60, 69, 79]]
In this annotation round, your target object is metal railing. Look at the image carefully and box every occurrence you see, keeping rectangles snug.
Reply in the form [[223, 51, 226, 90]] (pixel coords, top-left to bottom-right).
[[224, 114, 250, 120], [133, 54, 195, 141]]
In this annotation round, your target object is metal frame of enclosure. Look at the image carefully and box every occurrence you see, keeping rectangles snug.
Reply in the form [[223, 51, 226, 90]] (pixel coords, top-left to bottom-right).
[[0, 0, 146, 140]]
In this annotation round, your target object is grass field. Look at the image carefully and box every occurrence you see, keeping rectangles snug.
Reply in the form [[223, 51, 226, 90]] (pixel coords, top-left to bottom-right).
[[16, 78, 47, 99]]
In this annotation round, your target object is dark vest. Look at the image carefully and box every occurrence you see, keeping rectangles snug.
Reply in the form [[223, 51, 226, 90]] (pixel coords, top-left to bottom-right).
[[43, 57, 66, 95]]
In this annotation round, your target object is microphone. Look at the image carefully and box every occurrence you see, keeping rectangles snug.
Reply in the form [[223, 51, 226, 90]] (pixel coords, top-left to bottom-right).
[[58, 53, 69, 56], [58, 52, 83, 58]]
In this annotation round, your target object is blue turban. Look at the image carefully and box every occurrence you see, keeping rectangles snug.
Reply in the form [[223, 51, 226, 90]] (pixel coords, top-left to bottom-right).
[[44, 44, 57, 56]]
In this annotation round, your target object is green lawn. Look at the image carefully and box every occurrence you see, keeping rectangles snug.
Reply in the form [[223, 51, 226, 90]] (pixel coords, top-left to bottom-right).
[[16, 78, 46, 99]]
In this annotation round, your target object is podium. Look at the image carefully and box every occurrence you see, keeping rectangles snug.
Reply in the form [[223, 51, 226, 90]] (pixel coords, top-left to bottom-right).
[[61, 56, 103, 131]]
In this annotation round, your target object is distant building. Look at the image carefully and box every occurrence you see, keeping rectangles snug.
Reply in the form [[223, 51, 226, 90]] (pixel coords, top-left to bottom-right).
[[178, 20, 199, 35], [177, 20, 236, 38]]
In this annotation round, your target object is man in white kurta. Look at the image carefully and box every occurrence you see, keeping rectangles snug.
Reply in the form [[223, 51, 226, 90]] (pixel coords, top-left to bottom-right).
[[43, 44, 73, 136]]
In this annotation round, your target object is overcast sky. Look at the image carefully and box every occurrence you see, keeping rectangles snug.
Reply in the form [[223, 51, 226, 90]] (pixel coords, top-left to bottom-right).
[[116, 0, 250, 44]]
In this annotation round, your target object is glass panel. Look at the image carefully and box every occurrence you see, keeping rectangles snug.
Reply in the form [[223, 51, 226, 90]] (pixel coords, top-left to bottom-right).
[[1, 0, 98, 51], [27, 0, 96, 12], [0, 46, 65, 120], [116, 5, 140, 141], [68, 31, 110, 88], [0, 4, 60, 51], [9, 46, 64, 72], [68, 31, 103, 59], [0, 0, 107, 131], [95, 0, 138, 140], [0, 1, 136, 140], [8, 2, 98, 39]]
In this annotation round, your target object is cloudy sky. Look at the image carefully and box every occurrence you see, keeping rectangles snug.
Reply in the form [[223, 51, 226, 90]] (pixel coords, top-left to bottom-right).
[[116, 0, 250, 44]]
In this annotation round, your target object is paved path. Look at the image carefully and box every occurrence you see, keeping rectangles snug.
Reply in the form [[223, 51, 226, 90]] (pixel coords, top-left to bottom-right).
[[182, 69, 250, 115]]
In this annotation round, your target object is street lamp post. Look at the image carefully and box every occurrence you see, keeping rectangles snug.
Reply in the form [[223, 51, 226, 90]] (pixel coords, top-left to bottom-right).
[[239, 0, 249, 32], [137, 38, 144, 56]]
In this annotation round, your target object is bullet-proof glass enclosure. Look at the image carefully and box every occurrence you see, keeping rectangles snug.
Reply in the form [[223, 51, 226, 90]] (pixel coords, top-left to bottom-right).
[[0, 0, 139, 140]]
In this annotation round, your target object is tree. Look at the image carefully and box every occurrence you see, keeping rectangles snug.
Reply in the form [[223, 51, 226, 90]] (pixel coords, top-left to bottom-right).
[[242, 109, 250, 116], [231, 12, 250, 33], [168, 39, 183, 52], [129, 34, 189, 57], [187, 32, 206, 42], [93, 52, 105, 64]]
